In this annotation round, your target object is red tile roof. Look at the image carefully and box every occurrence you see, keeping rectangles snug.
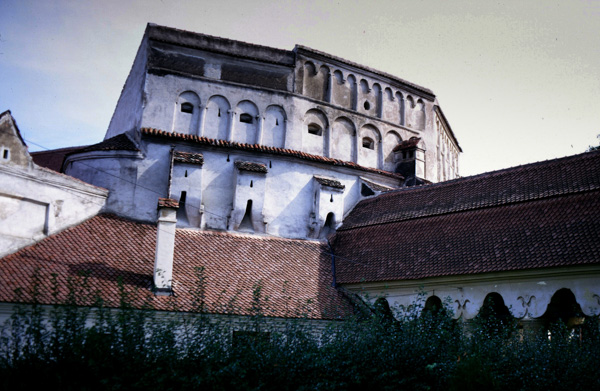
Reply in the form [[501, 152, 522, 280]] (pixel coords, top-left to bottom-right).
[[341, 150, 600, 231], [331, 150, 600, 283], [31, 146, 86, 172], [31, 134, 140, 172], [314, 176, 345, 190], [80, 133, 139, 153], [173, 151, 204, 165], [235, 161, 268, 173], [141, 128, 403, 180], [0, 215, 352, 320], [158, 198, 179, 208]]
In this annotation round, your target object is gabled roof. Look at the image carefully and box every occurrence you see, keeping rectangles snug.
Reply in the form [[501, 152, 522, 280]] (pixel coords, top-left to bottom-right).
[[79, 133, 139, 153], [0, 110, 26, 146], [331, 150, 600, 283], [0, 214, 352, 320], [141, 128, 403, 180], [32, 134, 139, 172], [31, 146, 87, 172]]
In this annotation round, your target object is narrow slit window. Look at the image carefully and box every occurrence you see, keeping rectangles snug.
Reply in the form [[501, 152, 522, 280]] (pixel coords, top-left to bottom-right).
[[362, 137, 374, 150], [2, 149, 9, 160], [181, 102, 194, 114], [307, 123, 322, 136], [240, 113, 253, 124]]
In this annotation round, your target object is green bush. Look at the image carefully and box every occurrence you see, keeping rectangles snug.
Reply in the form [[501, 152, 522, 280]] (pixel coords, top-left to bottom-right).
[[0, 275, 598, 390]]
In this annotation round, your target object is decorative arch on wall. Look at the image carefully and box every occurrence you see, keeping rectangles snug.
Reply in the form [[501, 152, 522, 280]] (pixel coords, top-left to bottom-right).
[[372, 83, 383, 118], [381, 88, 399, 123], [331, 117, 356, 162], [204, 95, 230, 140], [331, 70, 352, 109], [303, 108, 329, 156], [358, 124, 381, 169], [172, 91, 200, 135], [347, 74, 358, 110], [234, 100, 259, 144], [414, 99, 426, 130], [405, 95, 415, 128], [263, 105, 286, 148], [395, 92, 405, 126], [358, 79, 375, 116], [303, 62, 329, 101], [383, 130, 402, 169]]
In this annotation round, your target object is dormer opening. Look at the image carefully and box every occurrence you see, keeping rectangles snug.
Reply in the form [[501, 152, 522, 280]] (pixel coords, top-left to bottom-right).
[[361, 183, 375, 197], [307, 123, 323, 136], [320, 212, 336, 239], [238, 200, 254, 232], [240, 113, 253, 124], [176, 191, 188, 225], [181, 102, 194, 114]]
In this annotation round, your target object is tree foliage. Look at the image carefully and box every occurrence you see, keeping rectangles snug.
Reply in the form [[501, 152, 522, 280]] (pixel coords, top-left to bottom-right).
[[1, 276, 599, 390]]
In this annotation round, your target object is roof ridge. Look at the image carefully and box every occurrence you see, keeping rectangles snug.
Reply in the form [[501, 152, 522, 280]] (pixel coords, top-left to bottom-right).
[[337, 186, 600, 233], [339, 149, 600, 231]]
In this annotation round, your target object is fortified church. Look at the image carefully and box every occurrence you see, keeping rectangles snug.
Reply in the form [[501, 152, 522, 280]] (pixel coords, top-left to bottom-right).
[[0, 24, 598, 331]]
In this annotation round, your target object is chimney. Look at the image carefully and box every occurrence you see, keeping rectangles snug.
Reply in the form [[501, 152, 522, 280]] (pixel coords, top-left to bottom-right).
[[154, 198, 179, 293], [393, 137, 425, 186]]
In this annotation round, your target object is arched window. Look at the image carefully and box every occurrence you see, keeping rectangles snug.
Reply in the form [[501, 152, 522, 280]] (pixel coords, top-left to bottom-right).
[[541, 288, 585, 334], [239, 113, 253, 124], [362, 137, 374, 150], [475, 293, 514, 335], [308, 123, 323, 136], [181, 102, 194, 114]]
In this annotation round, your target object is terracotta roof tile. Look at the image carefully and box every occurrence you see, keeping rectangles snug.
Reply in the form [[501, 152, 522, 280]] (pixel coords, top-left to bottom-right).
[[235, 161, 268, 173], [31, 146, 87, 172], [158, 198, 179, 208], [79, 133, 139, 153], [332, 150, 600, 283], [341, 150, 600, 231], [173, 151, 204, 165], [141, 128, 402, 180], [314, 176, 345, 189], [332, 190, 600, 283], [0, 215, 352, 320]]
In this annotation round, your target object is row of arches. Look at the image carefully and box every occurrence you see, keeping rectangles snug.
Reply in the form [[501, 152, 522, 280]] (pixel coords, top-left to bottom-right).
[[302, 61, 426, 130], [420, 289, 589, 332], [302, 108, 408, 170], [172, 92, 287, 148]]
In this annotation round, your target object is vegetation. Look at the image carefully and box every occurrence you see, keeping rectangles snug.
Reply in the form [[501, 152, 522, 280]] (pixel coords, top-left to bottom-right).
[[1, 273, 599, 390]]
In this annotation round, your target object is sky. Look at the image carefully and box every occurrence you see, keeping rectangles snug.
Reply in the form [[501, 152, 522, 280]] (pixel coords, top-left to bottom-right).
[[1, 0, 599, 177]]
